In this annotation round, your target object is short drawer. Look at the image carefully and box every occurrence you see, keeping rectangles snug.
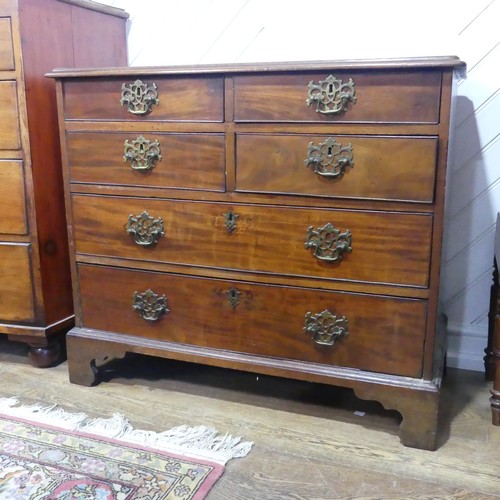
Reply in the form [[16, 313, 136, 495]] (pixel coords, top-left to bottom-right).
[[72, 195, 433, 288], [78, 264, 427, 377], [0, 161, 27, 234], [0, 81, 20, 149], [67, 132, 226, 191], [0, 18, 14, 70], [62, 76, 224, 122], [236, 134, 438, 203], [0, 243, 35, 322], [234, 70, 442, 123]]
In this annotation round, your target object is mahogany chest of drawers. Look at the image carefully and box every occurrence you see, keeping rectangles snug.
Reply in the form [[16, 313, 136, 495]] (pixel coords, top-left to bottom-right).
[[0, 0, 127, 366], [49, 57, 465, 450]]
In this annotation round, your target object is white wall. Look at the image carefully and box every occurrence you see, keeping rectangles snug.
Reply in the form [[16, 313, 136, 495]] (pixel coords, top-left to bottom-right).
[[99, 0, 500, 371]]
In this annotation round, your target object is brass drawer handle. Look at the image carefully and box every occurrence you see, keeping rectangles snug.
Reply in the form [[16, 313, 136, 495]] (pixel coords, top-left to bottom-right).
[[124, 135, 162, 172], [304, 137, 354, 179], [133, 288, 169, 321], [306, 75, 356, 115], [305, 223, 352, 262], [126, 211, 165, 247], [304, 309, 348, 346], [120, 79, 159, 115]]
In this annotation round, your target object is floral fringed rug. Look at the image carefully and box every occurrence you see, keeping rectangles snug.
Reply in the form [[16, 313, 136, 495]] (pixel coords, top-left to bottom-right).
[[0, 397, 252, 499]]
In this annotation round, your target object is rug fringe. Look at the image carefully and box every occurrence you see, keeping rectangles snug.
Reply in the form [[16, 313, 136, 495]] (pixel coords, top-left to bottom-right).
[[0, 397, 253, 465]]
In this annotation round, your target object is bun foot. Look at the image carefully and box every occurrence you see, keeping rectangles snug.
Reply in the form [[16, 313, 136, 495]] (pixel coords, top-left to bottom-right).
[[28, 341, 61, 368]]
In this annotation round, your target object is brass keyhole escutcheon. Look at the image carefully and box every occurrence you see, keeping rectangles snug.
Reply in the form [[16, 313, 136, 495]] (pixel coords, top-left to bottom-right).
[[223, 209, 239, 234], [225, 288, 241, 309]]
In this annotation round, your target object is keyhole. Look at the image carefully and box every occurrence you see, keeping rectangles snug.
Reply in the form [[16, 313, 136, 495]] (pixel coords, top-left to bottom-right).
[[328, 83, 334, 93], [327, 146, 333, 157]]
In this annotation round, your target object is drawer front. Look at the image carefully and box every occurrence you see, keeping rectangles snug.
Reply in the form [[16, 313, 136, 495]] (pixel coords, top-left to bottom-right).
[[0, 81, 20, 149], [0, 18, 14, 70], [234, 70, 442, 123], [0, 243, 35, 321], [63, 76, 224, 122], [79, 264, 427, 377], [236, 134, 437, 203], [67, 132, 226, 191], [0, 161, 27, 234], [72, 195, 432, 287]]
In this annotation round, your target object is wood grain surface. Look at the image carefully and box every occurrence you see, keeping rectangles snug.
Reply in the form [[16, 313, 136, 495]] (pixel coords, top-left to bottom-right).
[[0, 339, 496, 498], [63, 77, 224, 122], [234, 70, 442, 123], [236, 133, 438, 202], [78, 263, 427, 377], [67, 131, 226, 191], [71, 194, 433, 288]]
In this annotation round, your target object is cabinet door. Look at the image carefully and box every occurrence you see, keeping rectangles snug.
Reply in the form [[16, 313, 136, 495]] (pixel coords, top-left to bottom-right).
[[0, 243, 35, 322]]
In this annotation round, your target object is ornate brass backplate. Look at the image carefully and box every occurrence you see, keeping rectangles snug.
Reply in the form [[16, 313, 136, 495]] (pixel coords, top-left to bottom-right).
[[304, 137, 354, 179], [120, 79, 159, 115], [225, 287, 241, 309], [133, 288, 169, 321], [126, 211, 165, 246], [305, 222, 352, 262], [304, 309, 348, 346], [223, 209, 239, 234], [123, 135, 162, 171], [306, 75, 356, 115]]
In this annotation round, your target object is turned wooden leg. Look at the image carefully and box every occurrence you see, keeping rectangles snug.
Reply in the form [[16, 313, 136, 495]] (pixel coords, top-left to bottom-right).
[[354, 384, 440, 451], [485, 261, 499, 380], [491, 305, 500, 426], [28, 340, 61, 368], [489, 253, 500, 425]]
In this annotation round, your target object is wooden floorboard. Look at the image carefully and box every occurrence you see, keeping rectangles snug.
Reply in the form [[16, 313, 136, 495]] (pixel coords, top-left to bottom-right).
[[0, 335, 499, 499]]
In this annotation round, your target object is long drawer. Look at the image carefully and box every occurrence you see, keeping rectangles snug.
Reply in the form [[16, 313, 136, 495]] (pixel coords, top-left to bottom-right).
[[0, 243, 35, 322], [72, 195, 433, 287], [233, 70, 442, 123], [62, 76, 224, 122], [236, 134, 438, 203], [67, 132, 226, 191], [78, 264, 427, 377]]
